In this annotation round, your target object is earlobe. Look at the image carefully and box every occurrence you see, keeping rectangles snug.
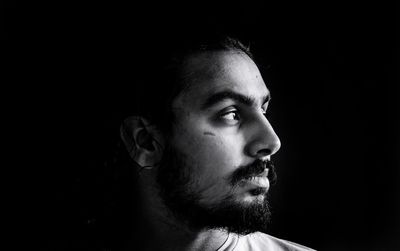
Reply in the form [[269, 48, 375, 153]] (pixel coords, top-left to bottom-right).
[[120, 116, 165, 170]]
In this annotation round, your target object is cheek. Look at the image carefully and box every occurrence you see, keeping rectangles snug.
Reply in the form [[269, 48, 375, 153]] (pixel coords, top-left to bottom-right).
[[174, 127, 243, 195], [171, 115, 248, 202], [187, 137, 236, 203], [192, 135, 234, 181]]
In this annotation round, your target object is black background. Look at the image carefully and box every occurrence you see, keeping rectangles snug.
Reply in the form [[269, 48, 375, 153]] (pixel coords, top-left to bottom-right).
[[2, 2, 399, 250]]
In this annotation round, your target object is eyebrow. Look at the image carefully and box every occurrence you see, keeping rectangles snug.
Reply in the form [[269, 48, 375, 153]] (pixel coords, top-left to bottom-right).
[[200, 90, 271, 110]]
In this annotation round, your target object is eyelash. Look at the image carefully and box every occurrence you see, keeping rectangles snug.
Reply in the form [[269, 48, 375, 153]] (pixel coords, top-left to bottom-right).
[[219, 107, 268, 123], [220, 110, 240, 121]]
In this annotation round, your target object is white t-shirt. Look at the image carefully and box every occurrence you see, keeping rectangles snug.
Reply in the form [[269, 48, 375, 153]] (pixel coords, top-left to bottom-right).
[[217, 232, 316, 251]]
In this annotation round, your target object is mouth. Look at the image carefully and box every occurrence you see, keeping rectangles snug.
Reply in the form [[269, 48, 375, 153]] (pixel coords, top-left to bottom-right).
[[241, 168, 270, 189], [246, 176, 269, 188]]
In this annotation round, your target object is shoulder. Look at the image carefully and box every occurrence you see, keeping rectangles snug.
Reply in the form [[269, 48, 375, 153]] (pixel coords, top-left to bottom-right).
[[234, 232, 316, 251]]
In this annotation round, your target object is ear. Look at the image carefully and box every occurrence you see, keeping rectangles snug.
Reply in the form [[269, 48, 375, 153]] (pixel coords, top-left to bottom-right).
[[120, 116, 165, 170]]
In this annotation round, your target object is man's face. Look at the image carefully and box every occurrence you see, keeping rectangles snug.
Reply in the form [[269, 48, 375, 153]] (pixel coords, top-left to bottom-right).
[[157, 50, 281, 234]]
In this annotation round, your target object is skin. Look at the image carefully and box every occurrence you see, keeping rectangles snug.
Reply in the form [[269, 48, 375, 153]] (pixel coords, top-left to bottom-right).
[[170, 50, 281, 206], [129, 50, 281, 251]]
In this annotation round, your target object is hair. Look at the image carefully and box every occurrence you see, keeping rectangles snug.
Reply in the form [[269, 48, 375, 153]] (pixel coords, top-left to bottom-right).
[[120, 34, 253, 134], [73, 33, 255, 250]]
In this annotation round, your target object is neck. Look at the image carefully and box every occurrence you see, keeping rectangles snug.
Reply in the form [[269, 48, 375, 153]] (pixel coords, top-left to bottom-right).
[[128, 173, 229, 251]]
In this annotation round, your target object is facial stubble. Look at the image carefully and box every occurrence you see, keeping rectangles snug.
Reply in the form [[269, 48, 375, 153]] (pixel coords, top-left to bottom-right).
[[156, 143, 277, 235]]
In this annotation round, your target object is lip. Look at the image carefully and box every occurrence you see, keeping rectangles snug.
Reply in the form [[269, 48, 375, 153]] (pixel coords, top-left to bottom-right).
[[257, 168, 269, 178], [243, 168, 270, 188], [246, 176, 269, 188]]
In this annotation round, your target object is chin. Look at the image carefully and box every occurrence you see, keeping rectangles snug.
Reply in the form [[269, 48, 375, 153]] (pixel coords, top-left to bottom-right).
[[193, 193, 272, 235], [156, 145, 272, 235]]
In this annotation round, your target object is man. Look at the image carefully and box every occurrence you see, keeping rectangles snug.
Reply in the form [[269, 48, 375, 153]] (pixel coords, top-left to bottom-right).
[[117, 35, 315, 251]]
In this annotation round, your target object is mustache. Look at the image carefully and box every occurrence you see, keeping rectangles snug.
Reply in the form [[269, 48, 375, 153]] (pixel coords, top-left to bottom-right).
[[229, 159, 277, 186]]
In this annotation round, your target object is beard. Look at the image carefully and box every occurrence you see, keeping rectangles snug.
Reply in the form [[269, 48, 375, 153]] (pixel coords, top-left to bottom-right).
[[156, 143, 277, 235]]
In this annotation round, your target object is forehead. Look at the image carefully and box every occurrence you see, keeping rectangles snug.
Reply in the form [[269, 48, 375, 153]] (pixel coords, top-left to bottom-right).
[[174, 51, 269, 108]]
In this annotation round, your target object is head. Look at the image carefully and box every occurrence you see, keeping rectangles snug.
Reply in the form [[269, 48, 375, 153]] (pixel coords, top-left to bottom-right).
[[120, 36, 281, 235]]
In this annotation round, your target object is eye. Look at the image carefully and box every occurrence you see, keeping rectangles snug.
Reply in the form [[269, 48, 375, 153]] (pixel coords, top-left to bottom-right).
[[221, 111, 240, 120], [220, 110, 240, 123]]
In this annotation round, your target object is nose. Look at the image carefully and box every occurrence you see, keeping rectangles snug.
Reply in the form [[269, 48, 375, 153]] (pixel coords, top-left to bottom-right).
[[246, 116, 281, 159]]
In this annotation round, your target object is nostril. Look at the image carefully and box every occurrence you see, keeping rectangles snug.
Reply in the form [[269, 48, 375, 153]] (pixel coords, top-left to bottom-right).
[[257, 149, 271, 156]]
